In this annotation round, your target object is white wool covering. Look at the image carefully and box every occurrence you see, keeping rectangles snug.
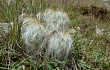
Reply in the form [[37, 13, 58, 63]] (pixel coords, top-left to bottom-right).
[[42, 31, 73, 59], [43, 9, 70, 31], [21, 18, 46, 47]]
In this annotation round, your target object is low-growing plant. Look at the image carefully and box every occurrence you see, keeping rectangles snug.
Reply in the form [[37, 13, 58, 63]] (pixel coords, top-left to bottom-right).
[[41, 30, 73, 60], [43, 9, 70, 31]]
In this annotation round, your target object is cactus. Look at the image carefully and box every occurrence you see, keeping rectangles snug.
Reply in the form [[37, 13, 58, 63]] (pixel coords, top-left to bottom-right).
[[42, 31, 73, 60], [21, 18, 46, 54], [43, 9, 70, 31]]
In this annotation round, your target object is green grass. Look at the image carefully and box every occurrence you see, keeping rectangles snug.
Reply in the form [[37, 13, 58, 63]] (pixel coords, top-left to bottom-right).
[[0, 0, 110, 70]]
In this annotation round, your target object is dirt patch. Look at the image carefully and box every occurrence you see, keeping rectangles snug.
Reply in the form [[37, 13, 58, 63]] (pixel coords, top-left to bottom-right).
[[78, 5, 109, 20]]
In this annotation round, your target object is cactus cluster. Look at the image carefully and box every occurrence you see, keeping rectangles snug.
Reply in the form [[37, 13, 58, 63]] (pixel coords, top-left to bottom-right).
[[21, 9, 73, 60]]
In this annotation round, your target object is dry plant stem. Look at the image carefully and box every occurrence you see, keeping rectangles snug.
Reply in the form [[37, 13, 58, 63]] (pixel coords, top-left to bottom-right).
[[8, 44, 13, 70]]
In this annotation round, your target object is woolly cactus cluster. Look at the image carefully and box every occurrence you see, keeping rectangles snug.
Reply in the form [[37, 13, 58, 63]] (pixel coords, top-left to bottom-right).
[[21, 9, 73, 60]]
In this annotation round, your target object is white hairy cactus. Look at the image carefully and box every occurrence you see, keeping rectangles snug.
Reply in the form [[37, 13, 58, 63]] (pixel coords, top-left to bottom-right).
[[42, 31, 73, 60], [21, 9, 72, 60], [43, 9, 70, 31], [21, 18, 46, 53]]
